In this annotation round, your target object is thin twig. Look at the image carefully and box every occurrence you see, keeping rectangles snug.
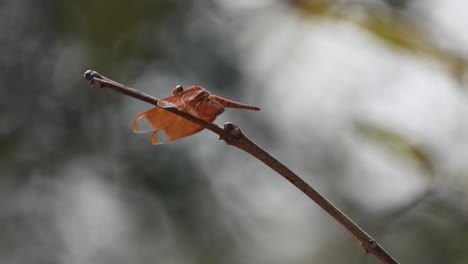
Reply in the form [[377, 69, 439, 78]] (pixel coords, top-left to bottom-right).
[[83, 70, 399, 264]]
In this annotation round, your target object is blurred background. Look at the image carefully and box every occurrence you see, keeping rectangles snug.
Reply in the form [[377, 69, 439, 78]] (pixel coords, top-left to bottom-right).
[[1, 0, 468, 263]]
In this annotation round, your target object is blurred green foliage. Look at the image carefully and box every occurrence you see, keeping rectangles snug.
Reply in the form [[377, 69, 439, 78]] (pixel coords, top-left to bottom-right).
[[354, 122, 433, 174], [291, 0, 468, 84]]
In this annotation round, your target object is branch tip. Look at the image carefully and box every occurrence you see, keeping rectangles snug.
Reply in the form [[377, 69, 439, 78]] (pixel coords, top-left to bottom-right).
[[83, 70, 93, 80], [84, 70, 99, 81], [84, 70, 106, 89]]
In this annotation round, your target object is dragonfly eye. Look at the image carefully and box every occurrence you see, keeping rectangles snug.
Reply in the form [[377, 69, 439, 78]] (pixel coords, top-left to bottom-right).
[[172, 85, 184, 95]]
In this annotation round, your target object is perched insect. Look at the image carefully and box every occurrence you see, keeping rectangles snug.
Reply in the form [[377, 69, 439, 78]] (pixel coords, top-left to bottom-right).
[[132, 85, 260, 144]]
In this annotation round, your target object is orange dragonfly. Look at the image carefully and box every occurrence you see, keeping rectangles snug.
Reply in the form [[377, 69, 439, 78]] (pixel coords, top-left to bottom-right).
[[132, 85, 260, 144]]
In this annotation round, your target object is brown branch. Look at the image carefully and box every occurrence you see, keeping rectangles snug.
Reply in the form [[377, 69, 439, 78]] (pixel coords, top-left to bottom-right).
[[83, 70, 399, 264]]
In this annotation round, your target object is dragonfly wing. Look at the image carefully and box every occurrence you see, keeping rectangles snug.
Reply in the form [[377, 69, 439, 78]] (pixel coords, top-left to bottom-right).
[[133, 108, 159, 133], [151, 114, 206, 144], [133, 107, 215, 144], [132, 96, 184, 134]]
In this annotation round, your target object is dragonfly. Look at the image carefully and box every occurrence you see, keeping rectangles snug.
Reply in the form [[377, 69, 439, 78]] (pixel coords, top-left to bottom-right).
[[132, 85, 260, 144]]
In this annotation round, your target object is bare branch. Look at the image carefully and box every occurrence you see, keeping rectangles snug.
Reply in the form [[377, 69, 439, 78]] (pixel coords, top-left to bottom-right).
[[83, 70, 399, 264]]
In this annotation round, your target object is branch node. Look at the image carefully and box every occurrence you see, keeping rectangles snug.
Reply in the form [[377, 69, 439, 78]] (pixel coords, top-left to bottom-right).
[[223, 122, 243, 138], [362, 239, 378, 253]]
